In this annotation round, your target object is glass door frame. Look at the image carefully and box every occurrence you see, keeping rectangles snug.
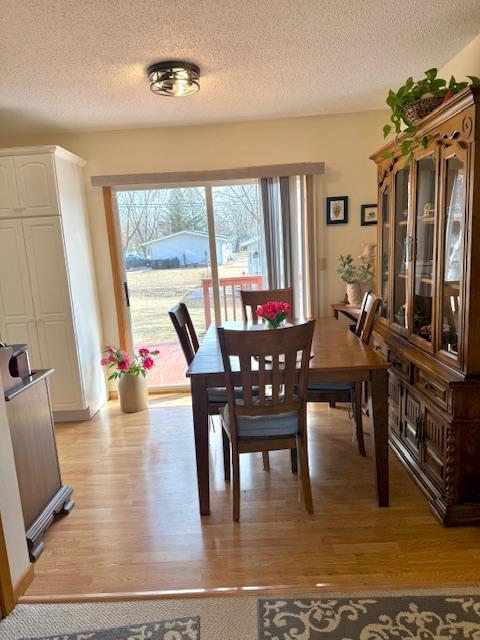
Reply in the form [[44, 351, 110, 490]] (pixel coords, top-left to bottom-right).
[[377, 165, 393, 327], [408, 141, 440, 353], [434, 140, 468, 370], [390, 156, 412, 337], [104, 178, 263, 393]]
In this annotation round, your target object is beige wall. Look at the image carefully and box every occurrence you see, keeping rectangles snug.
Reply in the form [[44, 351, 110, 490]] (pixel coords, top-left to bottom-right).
[[0, 392, 30, 587], [440, 33, 480, 79], [0, 109, 386, 346]]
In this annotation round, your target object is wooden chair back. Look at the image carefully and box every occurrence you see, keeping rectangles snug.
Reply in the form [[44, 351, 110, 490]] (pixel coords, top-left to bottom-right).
[[355, 292, 381, 343], [168, 302, 200, 365], [240, 288, 294, 323], [217, 321, 315, 437]]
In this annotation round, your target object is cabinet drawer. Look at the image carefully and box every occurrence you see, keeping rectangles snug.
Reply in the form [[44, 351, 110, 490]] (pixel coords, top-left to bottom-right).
[[370, 334, 388, 359], [388, 348, 411, 382], [414, 368, 451, 413]]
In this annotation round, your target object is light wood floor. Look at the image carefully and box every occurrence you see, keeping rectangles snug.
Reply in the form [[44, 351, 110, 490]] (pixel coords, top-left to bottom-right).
[[25, 396, 480, 598]]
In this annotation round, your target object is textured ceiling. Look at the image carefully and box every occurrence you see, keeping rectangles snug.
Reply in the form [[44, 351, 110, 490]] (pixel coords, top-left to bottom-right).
[[1, 0, 479, 135]]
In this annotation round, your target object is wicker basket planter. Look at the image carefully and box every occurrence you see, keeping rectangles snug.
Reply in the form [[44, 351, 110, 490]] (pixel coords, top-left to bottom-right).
[[403, 96, 444, 125]]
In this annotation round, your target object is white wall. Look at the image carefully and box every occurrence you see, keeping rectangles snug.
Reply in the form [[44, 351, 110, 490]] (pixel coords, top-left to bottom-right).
[[0, 390, 30, 587]]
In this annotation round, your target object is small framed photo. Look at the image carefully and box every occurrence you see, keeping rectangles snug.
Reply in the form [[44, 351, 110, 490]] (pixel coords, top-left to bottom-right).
[[326, 196, 348, 225], [361, 203, 378, 226]]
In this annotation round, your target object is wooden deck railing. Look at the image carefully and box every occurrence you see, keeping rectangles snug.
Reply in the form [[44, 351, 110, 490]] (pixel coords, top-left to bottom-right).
[[202, 275, 263, 328]]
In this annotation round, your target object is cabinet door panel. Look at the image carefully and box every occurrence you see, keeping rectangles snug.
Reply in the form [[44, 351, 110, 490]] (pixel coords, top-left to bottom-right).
[[404, 388, 422, 458], [0, 157, 20, 217], [388, 373, 402, 435], [14, 154, 59, 217], [0, 219, 41, 367], [422, 407, 446, 488], [392, 163, 410, 333], [410, 149, 438, 350], [437, 144, 467, 368], [379, 180, 391, 322], [37, 319, 81, 407], [22, 217, 82, 409]]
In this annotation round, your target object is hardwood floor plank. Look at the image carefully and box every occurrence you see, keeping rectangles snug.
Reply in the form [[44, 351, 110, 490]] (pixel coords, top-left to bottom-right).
[[24, 395, 480, 598]]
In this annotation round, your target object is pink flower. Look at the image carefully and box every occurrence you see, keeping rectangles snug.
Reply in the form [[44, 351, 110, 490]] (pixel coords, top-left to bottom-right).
[[108, 354, 117, 362], [100, 357, 108, 366], [120, 351, 128, 359], [143, 357, 154, 370], [107, 346, 115, 354], [284, 303, 291, 313], [117, 359, 130, 371], [257, 305, 265, 317], [139, 348, 150, 357]]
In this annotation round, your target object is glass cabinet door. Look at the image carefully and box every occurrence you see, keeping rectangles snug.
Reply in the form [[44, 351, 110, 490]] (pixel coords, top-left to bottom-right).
[[392, 166, 410, 330], [411, 154, 437, 347], [439, 151, 466, 362], [379, 183, 390, 320]]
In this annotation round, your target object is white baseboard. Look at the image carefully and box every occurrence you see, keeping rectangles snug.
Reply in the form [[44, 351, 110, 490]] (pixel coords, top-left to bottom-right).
[[53, 406, 97, 422]]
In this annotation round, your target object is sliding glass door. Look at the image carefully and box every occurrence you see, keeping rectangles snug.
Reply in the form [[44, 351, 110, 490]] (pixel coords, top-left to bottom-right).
[[114, 180, 266, 389]]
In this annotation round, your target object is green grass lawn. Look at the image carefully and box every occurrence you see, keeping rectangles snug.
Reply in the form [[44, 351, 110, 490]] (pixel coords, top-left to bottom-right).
[[126, 253, 254, 346]]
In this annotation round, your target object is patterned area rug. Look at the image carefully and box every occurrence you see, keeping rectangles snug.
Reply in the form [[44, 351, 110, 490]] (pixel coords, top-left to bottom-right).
[[3, 591, 480, 640], [258, 595, 480, 639], [20, 616, 199, 640]]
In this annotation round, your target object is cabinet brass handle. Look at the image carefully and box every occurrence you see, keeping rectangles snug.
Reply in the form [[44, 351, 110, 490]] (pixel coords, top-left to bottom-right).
[[424, 381, 435, 392]]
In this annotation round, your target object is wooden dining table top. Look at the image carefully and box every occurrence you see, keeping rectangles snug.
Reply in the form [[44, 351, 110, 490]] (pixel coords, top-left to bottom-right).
[[187, 317, 388, 378]]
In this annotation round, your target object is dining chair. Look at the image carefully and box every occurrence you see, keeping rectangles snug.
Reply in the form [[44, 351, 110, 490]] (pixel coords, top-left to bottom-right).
[[240, 287, 294, 323], [218, 320, 315, 521], [307, 292, 381, 457], [168, 302, 268, 474]]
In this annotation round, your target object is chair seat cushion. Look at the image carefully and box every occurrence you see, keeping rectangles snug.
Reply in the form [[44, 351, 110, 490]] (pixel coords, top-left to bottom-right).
[[221, 405, 298, 438], [308, 382, 354, 391]]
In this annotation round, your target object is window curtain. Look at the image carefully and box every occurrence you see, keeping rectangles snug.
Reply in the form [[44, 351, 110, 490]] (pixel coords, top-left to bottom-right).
[[260, 174, 320, 318]]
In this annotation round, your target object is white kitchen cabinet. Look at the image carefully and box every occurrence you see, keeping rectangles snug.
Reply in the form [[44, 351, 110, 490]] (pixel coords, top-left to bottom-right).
[[0, 219, 41, 367], [0, 146, 107, 421], [0, 157, 19, 218], [14, 154, 59, 217]]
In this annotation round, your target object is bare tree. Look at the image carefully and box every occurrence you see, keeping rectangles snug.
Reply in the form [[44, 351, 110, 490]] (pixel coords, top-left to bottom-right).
[[117, 183, 261, 255]]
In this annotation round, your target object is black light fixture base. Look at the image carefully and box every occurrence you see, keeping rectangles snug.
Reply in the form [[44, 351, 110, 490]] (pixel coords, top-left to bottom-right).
[[147, 60, 201, 97]]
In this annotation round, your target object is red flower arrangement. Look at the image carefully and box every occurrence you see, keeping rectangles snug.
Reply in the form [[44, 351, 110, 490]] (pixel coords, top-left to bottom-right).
[[256, 301, 292, 329], [100, 346, 160, 380]]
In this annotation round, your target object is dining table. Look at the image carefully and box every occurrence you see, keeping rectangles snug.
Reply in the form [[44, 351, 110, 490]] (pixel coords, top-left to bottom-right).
[[186, 316, 390, 516]]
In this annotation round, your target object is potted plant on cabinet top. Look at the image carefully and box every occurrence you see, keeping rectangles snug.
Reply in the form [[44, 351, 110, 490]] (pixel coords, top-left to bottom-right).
[[100, 346, 160, 413], [383, 68, 480, 163], [337, 254, 373, 307]]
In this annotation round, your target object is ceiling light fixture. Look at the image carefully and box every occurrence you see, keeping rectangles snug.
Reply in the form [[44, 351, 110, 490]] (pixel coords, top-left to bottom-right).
[[147, 60, 200, 97]]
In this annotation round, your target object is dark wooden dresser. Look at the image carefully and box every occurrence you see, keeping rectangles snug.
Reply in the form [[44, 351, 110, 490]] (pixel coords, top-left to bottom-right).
[[370, 87, 480, 525], [0, 344, 74, 559]]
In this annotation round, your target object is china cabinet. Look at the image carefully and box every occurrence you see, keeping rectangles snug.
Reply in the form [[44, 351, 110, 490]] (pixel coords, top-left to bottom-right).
[[371, 87, 480, 525]]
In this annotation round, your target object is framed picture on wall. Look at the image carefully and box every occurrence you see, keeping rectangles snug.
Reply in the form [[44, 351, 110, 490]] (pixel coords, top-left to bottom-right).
[[326, 196, 348, 225], [361, 203, 378, 226]]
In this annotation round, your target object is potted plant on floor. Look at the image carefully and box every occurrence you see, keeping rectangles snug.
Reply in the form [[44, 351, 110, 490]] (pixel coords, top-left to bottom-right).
[[101, 346, 160, 413], [337, 254, 373, 307], [383, 68, 480, 162]]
